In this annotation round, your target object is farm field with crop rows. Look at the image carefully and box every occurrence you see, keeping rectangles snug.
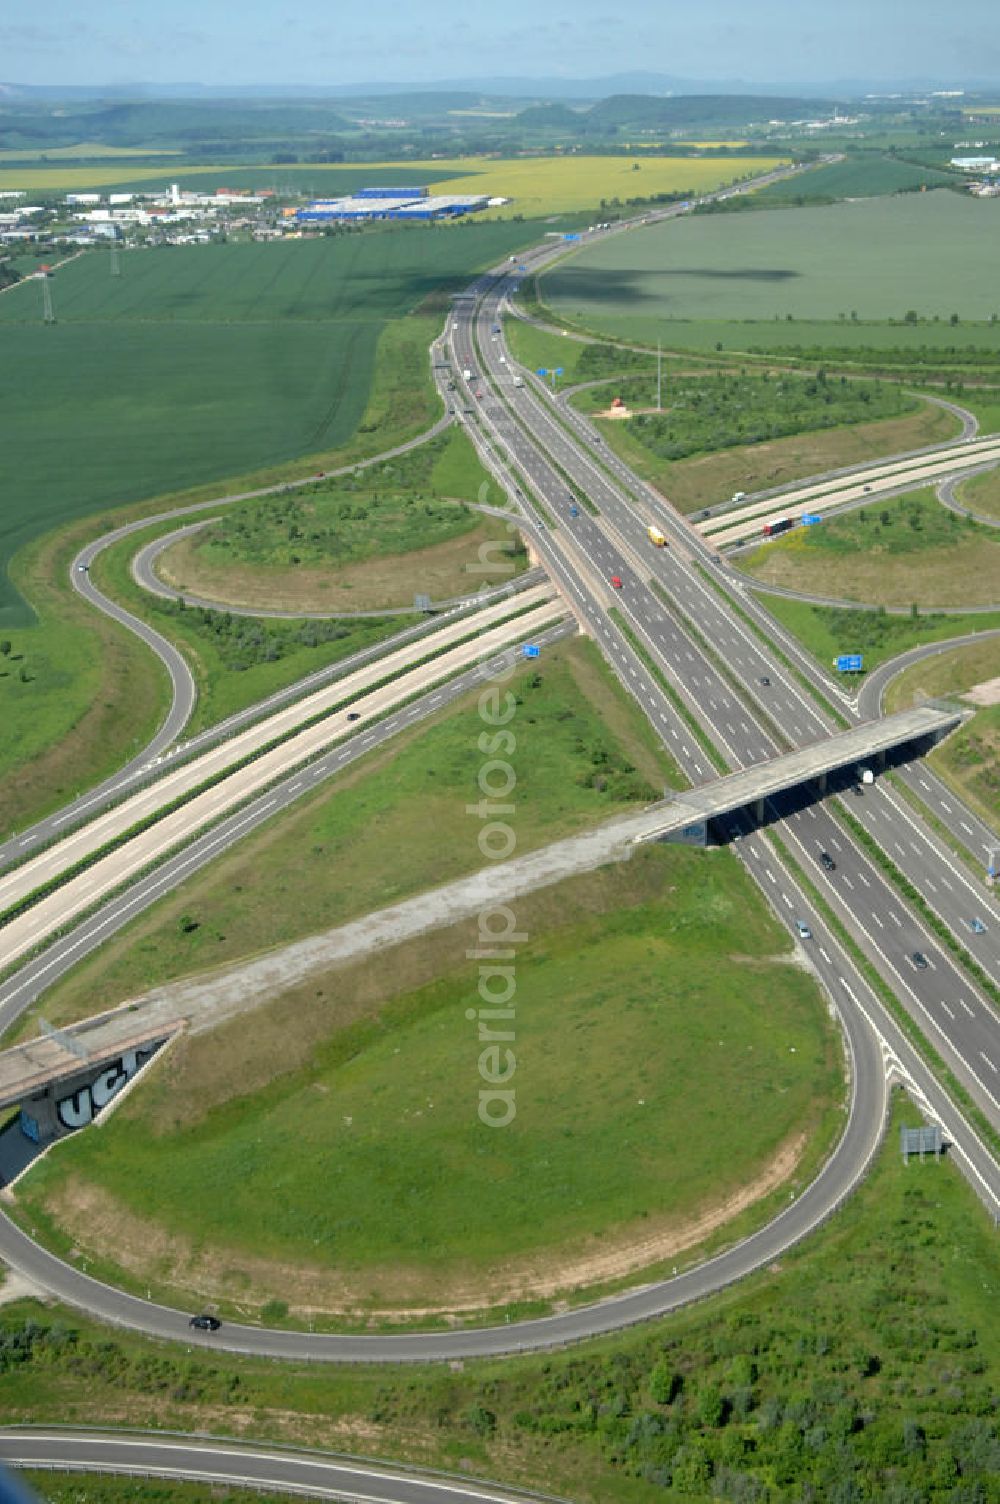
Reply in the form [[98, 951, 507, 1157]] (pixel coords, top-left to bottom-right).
[[541, 191, 1000, 344], [0, 224, 532, 621]]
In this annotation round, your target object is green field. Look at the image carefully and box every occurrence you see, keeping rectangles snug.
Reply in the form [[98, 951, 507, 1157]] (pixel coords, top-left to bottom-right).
[[756, 153, 959, 200], [958, 463, 1000, 521], [171, 427, 508, 583], [540, 191, 1000, 348], [577, 399, 959, 517], [4, 1097, 998, 1503], [579, 370, 914, 458], [753, 591, 1000, 675], [17, 841, 840, 1316], [15, 638, 684, 1040], [0, 224, 536, 624], [885, 640, 1000, 835], [739, 488, 1000, 608]]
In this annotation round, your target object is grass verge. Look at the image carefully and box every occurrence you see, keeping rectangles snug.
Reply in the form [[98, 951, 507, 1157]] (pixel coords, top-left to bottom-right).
[[2, 1097, 997, 1503], [14, 842, 841, 1321], [579, 400, 960, 517], [737, 487, 1000, 609], [751, 591, 1000, 677], [13, 638, 683, 1038]]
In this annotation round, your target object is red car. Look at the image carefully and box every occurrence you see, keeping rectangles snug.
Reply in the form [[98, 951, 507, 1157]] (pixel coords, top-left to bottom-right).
[[610, 575, 623, 589]]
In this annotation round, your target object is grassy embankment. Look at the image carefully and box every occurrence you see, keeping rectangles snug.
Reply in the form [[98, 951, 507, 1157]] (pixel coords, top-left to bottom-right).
[[15, 839, 842, 1321], [12, 637, 685, 1041], [4, 1098, 998, 1503], [148, 427, 518, 615], [752, 592, 1000, 677], [958, 464, 1000, 522], [738, 487, 1000, 608], [89, 428, 517, 739], [886, 641, 1000, 835], [574, 391, 958, 515]]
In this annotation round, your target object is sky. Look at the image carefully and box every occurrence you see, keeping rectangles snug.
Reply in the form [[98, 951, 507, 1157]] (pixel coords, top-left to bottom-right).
[[3, 0, 1000, 89]]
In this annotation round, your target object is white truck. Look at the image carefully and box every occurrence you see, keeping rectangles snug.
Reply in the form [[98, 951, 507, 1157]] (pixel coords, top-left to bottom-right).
[[512, 375, 525, 388]]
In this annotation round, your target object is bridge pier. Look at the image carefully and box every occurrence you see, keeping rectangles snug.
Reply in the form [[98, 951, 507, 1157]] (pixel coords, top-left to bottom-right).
[[18, 1040, 168, 1146]]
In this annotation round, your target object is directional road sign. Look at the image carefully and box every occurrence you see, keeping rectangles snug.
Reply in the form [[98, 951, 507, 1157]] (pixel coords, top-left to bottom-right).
[[834, 654, 864, 672], [522, 644, 541, 659]]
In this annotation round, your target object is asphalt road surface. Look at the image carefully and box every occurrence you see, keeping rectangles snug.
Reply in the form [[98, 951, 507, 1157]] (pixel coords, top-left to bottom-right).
[[0, 1430, 563, 1504], [0, 165, 996, 1362]]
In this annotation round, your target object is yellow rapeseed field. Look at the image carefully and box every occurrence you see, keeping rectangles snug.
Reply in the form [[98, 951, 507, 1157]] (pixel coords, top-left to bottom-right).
[[412, 154, 787, 216], [0, 152, 786, 208]]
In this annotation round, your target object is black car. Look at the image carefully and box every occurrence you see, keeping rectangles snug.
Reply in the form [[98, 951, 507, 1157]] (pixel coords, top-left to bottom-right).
[[759, 676, 770, 686], [189, 1314, 221, 1331], [819, 851, 836, 871], [912, 951, 929, 971], [347, 711, 361, 722]]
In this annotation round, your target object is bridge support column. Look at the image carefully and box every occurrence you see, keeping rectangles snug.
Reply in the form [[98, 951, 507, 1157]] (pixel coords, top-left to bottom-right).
[[755, 796, 765, 826], [817, 770, 827, 795], [877, 748, 886, 772]]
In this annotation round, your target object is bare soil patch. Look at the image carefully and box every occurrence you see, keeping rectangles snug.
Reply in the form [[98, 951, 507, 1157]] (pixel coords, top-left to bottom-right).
[[155, 516, 521, 613], [33, 1131, 807, 1319]]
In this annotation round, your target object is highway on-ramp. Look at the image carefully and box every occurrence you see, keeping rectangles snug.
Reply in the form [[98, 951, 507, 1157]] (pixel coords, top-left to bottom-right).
[[0, 1429, 566, 1504], [0, 167, 997, 1366]]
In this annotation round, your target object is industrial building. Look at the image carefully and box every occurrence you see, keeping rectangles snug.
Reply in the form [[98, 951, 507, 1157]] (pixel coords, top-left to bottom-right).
[[295, 186, 490, 224]]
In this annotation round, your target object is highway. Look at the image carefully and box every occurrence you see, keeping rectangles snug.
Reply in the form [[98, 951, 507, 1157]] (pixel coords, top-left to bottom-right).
[[450, 259, 1000, 1129], [0, 172, 996, 1362], [0, 593, 563, 978], [0, 1430, 563, 1504], [0, 409, 457, 875]]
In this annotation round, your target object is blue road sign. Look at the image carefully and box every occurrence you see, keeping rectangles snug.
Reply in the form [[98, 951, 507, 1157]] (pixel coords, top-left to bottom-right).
[[554, 367, 564, 376], [563, 233, 580, 241], [801, 513, 822, 526], [522, 644, 541, 659], [536, 367, 548, 376], [835, 654, 864, 672]]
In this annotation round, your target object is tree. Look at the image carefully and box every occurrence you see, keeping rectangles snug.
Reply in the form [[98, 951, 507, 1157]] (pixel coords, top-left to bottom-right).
[[0, 640, 10, 657], [904, 309, 919, 324]]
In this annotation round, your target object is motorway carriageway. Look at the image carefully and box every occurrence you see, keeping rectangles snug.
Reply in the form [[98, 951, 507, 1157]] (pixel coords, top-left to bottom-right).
[[0, 598, 562, 977], [0, 167, 996, 1361], [481, 326, 1000, 986], [701, 434, 1000, 545], [456, 271, 1000, 1133], [0, 584, 555, 924]]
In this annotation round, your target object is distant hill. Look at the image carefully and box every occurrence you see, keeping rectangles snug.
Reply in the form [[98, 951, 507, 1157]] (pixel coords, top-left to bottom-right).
[[513, 103, 584, 128], [585, 93, 841, 129]]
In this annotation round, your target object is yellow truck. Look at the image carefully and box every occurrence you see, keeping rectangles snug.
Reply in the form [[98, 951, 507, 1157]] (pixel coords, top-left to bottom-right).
[[647, 525, 667, 547]]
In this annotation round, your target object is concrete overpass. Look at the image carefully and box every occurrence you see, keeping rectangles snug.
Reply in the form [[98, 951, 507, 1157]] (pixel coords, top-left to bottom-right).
[[638, 704, 962, 844], [0, 997, 183, 1156]]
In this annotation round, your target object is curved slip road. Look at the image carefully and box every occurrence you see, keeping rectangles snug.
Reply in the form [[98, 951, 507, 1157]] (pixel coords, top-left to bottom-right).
[[0, 594, 562, 974], [0, 413, 455, 874], [937, 469, 1000, 528], [3, 161, 998, 1363], [132, 507, 529, 621], [0, 1429, 566, 1504]]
